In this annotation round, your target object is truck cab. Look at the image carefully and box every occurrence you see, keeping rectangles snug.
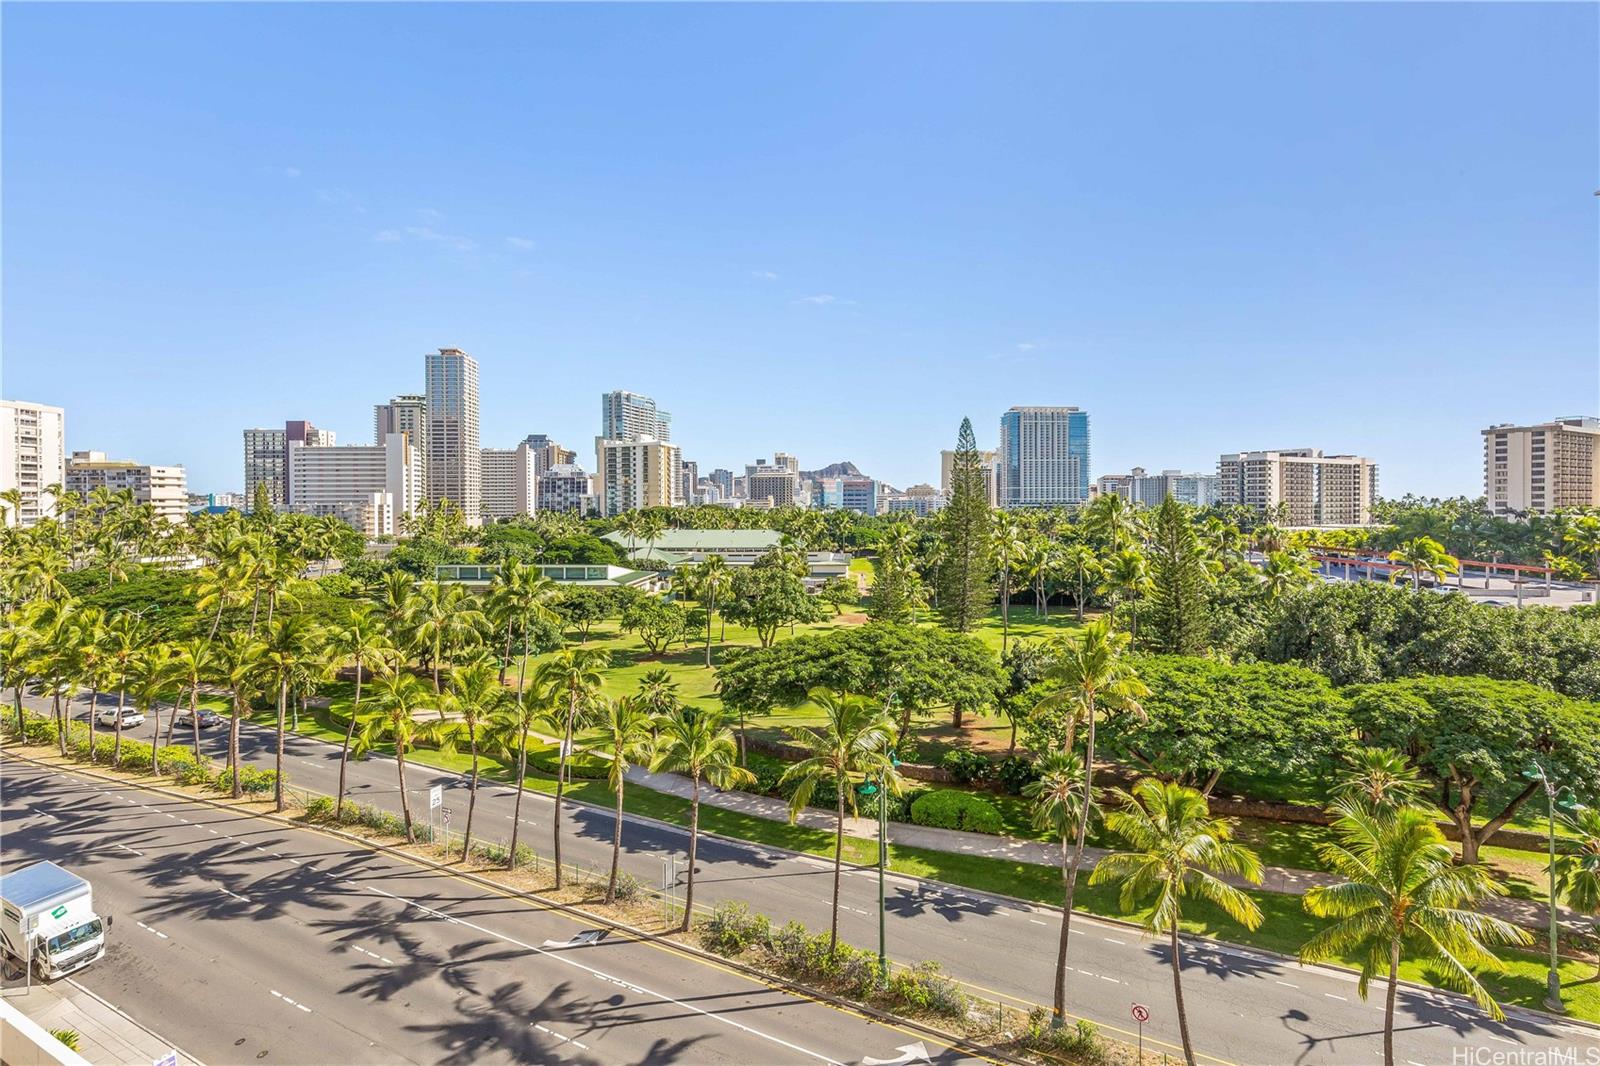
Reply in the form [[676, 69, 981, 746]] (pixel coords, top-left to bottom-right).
[[0, 862, 111, 980]]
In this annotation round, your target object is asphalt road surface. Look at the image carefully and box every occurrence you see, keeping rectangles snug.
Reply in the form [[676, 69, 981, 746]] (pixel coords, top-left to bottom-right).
[[22, 693, 1600, 1066], [2, 758, 985, 1066]]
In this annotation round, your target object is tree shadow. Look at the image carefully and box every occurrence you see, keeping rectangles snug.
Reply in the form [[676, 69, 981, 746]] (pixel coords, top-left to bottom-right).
[[1144, 940, 1280, 982], [884, 883, 1000, 923]]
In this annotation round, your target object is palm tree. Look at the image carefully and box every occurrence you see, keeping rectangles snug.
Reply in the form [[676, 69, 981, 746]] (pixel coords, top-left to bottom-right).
[[1061, 542, 1099, 624], [534, 647, 610, 887], [778, 687, 899, 952], [1556, 807, 1600, 978], [1031, 618, 1148, 1024], [1332, 747, 1427, 814], [1259, 550, 1317, 602], [412, 581, 488, 693], [1301, 802, 1531, 1066], [488, 561, 560, 685], [1083, 492, 1141, 552], [1386, 536, 1460, 591], [635, 668, 679, 719], [1090, 780, 1263, 1066], [652, 707, 753, 930], [328, 608, 394, 816], [1098, 547, 1151, 643], [376, 571, 420, 669], [168, 638, 217, 757], [594, 695, 656, 904], [426, 657, 504, 861], [355, 673, 430, 842], [691, 554, 731, 666], [132, 646, 179, 777], [1025, 748, 1095, 904], [218, 631, 265, 798], [990, 515, 1027, 654], [101, 615, 148, 768], [260, 614, 321, 812], [482, 682, 559, 870]]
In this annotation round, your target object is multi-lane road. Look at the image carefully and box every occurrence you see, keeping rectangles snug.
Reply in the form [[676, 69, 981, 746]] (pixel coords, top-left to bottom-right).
[[2, 758, 983, 1065], [14, 694, 1600, 1066]]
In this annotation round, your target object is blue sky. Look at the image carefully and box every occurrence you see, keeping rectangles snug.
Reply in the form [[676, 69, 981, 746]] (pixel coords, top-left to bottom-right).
[[3, 3, 1596, 497]]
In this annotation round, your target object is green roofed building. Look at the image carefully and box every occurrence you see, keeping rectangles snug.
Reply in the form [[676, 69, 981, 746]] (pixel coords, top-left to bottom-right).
[[600, 527, 850, 585], [435, 563, 659, 590]]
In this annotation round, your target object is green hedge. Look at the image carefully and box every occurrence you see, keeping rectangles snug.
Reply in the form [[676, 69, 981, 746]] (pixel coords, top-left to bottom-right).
[[909, 789, 1003, 834], [528, 743, 610, 780]]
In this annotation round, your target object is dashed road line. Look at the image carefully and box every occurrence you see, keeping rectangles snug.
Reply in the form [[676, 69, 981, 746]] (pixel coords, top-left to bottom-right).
[[1275, 980, 1299, 989], [1324, 993, 1347, 1001], [1102, 937, 1125, 945], [134, 921, 169, 940]]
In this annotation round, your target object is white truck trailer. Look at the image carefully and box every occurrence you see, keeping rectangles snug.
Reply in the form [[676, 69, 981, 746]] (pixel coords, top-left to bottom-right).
[[0, 861, 111, 980]]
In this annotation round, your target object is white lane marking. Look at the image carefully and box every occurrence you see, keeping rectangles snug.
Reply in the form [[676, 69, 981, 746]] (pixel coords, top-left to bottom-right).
[[357, 884, 845, 1065], [1029, 919, 1048, 926], [1487, 1035, 1517, 1046], [115, 843, 145, 857], [1102, 937, 1126, 945], [207, 829, 218, 835], [270, 989, 313, 1013], [1325, 993, 1348, 1001], [1098, 975, 1119, 984], [1276, 980, 1299, 989], [219, 888, 252, 904], [134, 921, 169, 940]]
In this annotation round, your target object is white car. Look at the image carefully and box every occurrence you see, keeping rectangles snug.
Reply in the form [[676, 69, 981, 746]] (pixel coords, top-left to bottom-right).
[[96, 707, 144, 729]]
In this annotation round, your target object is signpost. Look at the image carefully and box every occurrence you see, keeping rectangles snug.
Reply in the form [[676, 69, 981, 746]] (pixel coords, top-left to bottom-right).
[[428, 786, 443, 843], [1130, 1003, 1150, 1063]]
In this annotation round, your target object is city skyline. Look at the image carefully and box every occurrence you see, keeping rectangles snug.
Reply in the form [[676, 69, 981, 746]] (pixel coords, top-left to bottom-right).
[[4, 3, 1597, 497]]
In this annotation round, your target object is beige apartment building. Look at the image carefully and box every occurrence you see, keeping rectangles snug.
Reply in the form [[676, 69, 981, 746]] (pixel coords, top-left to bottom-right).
[[940, 448, 1000, 507], [480, 442, 538, 520], [287, 432, 418, 536], [1217, 448, 1378, 526], [1483, 417, 1600, 514], [0, 399, 66, 527], [596, 436, 680, 516], [66, 450, 188, 523]]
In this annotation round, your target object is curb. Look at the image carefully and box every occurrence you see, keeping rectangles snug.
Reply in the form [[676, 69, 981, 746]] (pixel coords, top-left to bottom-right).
[[2, 749, 1029, 1066]]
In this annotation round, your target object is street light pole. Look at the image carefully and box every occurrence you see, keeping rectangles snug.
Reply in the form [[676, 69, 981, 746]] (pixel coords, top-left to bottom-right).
[[1524, 761, 1567, 1013], [877, 776, 887, 985]]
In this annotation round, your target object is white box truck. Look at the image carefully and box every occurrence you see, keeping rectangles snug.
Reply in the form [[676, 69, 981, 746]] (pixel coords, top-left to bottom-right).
[[0, 862, 111, 980]]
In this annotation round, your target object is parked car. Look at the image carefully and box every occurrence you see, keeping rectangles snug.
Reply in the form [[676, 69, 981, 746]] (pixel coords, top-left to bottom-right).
[[173, 708, 222, 729], [95, 707, 144, 729]]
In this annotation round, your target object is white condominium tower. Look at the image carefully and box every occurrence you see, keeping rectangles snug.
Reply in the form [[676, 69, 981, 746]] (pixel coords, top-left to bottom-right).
[[374, 393, 428, 502], [0, 399, 66, 527], [66, 451, 188, 523], [425, 348, 481, 522], [601, 390, 671, 443], [242, 420, 335, 510], [998, 406, 1091, 508], [1482, 417, 1600, 515], [286, 432, 419, 536], [480, 442, 538, 520], [1217, 448, 1378, 526]]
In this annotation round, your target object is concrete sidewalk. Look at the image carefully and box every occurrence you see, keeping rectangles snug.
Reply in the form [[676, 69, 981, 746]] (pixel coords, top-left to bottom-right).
[[622, 763, 1592, 934], [0, 977, 200, 1066]]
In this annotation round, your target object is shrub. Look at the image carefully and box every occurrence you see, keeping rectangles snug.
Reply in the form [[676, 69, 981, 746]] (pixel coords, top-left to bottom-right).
[[303, 796, 335, 822], [939, 749, 993, 785], [611, 871, 645, 904], [700, 901, 771, 957], [885, 961, 966, 1019], [213, 766, 277, 796], [885, 785, 928, 823], [995, 754, 1040, 796], [910, 789, 1003, 834], [741, 752, 788, 796], [528, 744, 609, 780], [1022, 1009, 1106, 1061], [50, 1029, 80, 1051]]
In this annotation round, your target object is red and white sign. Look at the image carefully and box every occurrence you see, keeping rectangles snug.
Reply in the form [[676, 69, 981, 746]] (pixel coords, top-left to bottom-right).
[[1130, 1003, 1150, 1024]]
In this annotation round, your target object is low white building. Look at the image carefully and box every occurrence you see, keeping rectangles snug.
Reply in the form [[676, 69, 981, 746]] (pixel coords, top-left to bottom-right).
[[65, 450, 188, 523], [287, 432, 417, 535]]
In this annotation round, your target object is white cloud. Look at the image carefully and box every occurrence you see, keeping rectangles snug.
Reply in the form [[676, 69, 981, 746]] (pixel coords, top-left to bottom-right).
[[794, 293, 837, 306], [284, 167, 302, 179], [752, 270, 779, 281], [1016, 342, 1037, 352], [373, 229, 403, 243], [505, 236, 536, 251], [372, 219, 476, 253]]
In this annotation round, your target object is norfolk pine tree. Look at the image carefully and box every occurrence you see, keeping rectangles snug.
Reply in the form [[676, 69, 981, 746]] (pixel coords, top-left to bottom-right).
[[935, 418, 994, 632]]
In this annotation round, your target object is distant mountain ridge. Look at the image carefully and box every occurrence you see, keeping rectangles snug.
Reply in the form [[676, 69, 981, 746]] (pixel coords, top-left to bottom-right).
[[800, 461, 864, 480]]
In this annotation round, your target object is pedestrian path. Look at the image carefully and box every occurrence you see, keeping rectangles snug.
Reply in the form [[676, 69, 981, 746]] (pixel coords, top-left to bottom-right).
[[0, 976, 201, 1066]]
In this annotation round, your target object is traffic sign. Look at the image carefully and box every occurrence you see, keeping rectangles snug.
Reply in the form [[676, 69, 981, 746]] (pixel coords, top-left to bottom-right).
[[429, 785, 443, 810], [441, 807, 453, 825], [1130, 1003, 1150, 1024]]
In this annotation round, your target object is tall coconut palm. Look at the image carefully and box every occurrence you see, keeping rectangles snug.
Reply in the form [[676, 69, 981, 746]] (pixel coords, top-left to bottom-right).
[[1332, 747, 1428, 814], [425, 656, 504, 861], [483, 683, 560, 869], [594, 695, 656, 904], [166, 638, 217, 757], [534, 646, 610, 888], [990, 515, 1027, 654], [1301, 802, 1530, 1066], [355, 672, 430, 842], [488, 561, 560, 685], [691, 554, 731, 666], [260, 614, 322, 812], [1556, 807, 1600, 978], [1090, 781, 1263, 1065], [1025, 747, 1095, 903], [101, 614, 148, 768], [376, 571, 420, 669], [1386, 536, 1460, 591], [652, 707, 753, 930], [1061, 542, 1099, 624], [412, 580, 488, 693], [1031, 618, 1148, 1024], [1098, 547, 1152, 643], [778, 688, 899, 952], [328, 607, 394, 816], [218, 631, 265, 798], [132, 646, 179, 777], [1083, 492, 1141, 552], [1259, 550, 1317, 602]]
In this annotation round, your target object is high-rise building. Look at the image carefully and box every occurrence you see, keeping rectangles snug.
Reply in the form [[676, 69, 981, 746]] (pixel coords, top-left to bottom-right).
[[596, 437, 680, 516], [287, 432, 418, 535], [479, 443, 538, 520], [1482, 417, 1600, 515], [819, 476, 878, 515], [601, 390, 671, 443], [998, 407, 1090, 509], [1097, 468, 1220, 508], [706, 468, 735, 498], [0, 399, 66, 528], [243, 421, 334, 510], [538, 464, 594, 514], [940, 448, 999, 507], [374, 394, 428, 501], [66, 451, 188, 523], [882, 484, 946, 516], [425, 348, 481, 521], [521, 434, 577, 478], [680, 459, 700, 505], [1217, 448, 1378, 526], [744, 456, 799, 507]]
